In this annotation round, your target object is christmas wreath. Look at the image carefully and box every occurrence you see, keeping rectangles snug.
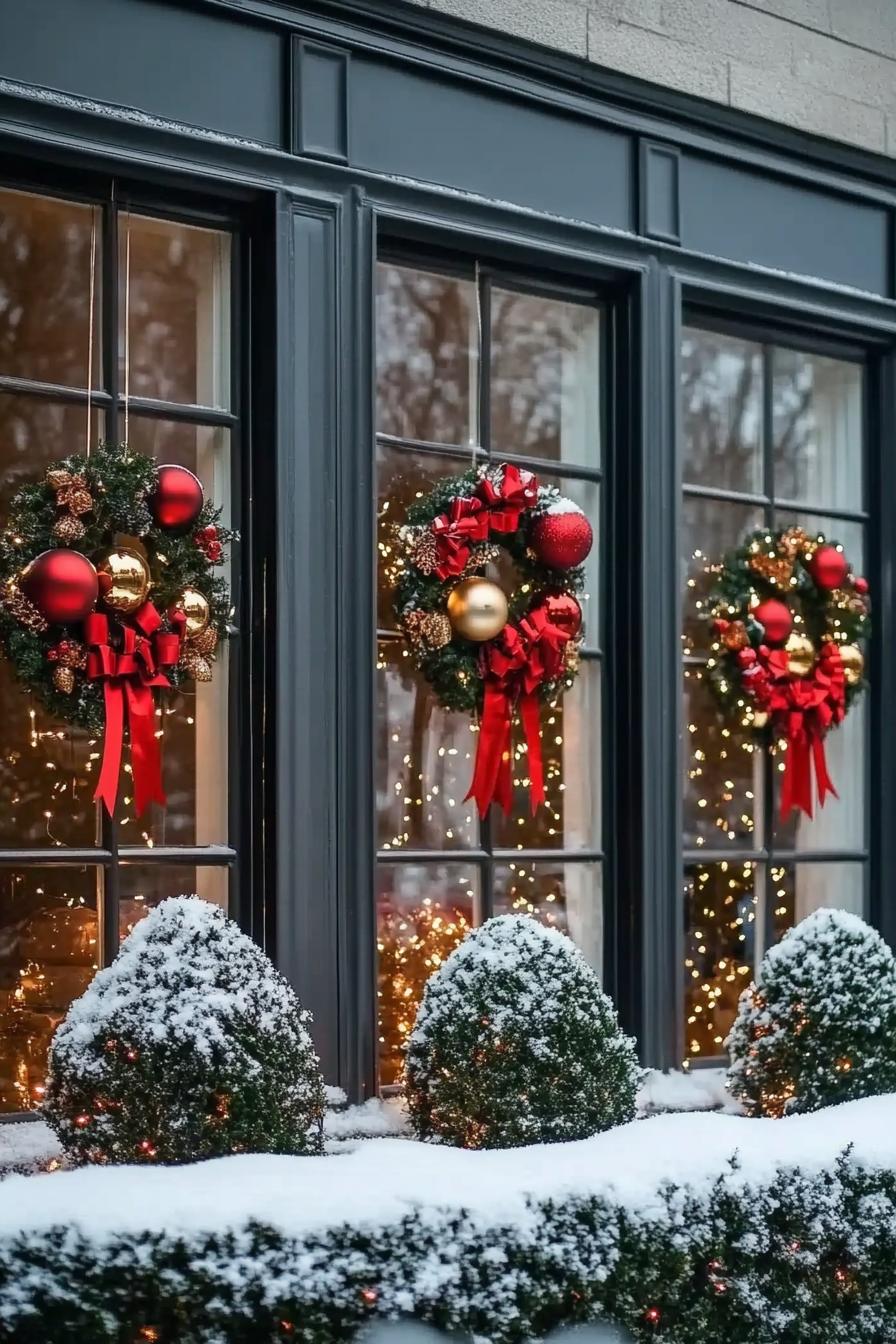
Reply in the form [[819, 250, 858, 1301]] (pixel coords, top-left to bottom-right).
[[0, 442, 234, 816], [393, 462, 593, 816], [706, 525, 870, 819]]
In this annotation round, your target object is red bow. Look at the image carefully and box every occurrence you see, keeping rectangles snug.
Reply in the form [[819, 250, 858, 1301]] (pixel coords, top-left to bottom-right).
[[465, 601, 569, 817], [476, 464, 538, 533], [755, 641, 846, 819], [428, 465, 540, 580], [85, 603, 183, 816], [431, 497, 490, 580]]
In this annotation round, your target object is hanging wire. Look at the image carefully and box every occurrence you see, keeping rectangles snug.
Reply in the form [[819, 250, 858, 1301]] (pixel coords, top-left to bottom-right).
[[123, 209, 131, 448], [85, 210, 97, 457], [473, 258, 482, 468]]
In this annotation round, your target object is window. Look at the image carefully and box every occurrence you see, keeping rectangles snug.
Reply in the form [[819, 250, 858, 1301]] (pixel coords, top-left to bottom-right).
[[680, 321, 867, 1064], [0, 187, 237, 1113], [375, 257, 604, 1086]]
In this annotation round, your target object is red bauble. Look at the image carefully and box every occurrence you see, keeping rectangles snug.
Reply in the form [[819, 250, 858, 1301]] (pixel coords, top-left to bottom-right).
[[853, 576, 869, 595], [530, 507, 593, 569], [541, 591, 582, 638], [808, 544, 848, 591], [22, 549, 98, 624], [151, 465, 204, 531], [753, 598, 792, 646]]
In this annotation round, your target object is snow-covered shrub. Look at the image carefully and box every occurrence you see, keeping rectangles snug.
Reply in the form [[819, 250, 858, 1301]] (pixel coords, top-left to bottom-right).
[[727, 908, 896, 1117], [44, 896, 325, 1164], [405, 914, 640, 1147], [4, 1135, 896, 1342]]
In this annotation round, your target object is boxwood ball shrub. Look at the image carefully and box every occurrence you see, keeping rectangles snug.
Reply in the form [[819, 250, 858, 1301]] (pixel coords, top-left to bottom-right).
[[44, 896, 326, 1164], [727, 907, 896, 1117], [406, 914, 640, 1147]]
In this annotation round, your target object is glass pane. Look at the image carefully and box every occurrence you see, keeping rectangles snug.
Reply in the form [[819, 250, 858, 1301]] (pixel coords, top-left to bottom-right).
[[0, 867, 98, 1113], [0, 189, 102, 388], [682, 496, 763, 658], [120, 214, 231, 408], [774, 694, 866, 853], [769, 861, 866, 948], [493, 859, 602, 969], [117, 419, 231, 847], [376, 441, 471, 632], [118, 864, 229, 942], [683, 665, 762, 851], [376, 262, 477, 446], [376, 641, 478, 852], [376, 861, 478, 1086], [773, 349, 863, 511], [684, 859, 760, 1062], [0, 395, 103, 520], [0, 658, 98, 848], [493, 661, 601, 851], [490, 288, 601, 467], [681, 327, 763, 493]]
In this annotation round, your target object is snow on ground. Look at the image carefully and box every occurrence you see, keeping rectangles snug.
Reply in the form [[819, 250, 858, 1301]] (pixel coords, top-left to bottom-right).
[[1, 1092, 895, 1242], [0, 1070, 736, 1174]]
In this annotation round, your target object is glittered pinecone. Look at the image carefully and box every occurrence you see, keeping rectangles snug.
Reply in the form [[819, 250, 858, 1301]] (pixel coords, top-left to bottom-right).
[[47, 469, 93, 518], [779, 526, 813, 560], [52, 665, 75, 694], [2, 581, 48, 633], [408, 528, 438, 575], [403, 609, 453, 651], [52, 513, 87, 543], [180, 644, 213, 682], [748, 550, 792, 588], [190, 625, 218, 658], [722, 620, 750, 652]]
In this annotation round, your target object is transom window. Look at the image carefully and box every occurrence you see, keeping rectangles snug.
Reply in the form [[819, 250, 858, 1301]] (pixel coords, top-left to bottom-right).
[[0, 186, 237, 1113], [375, 256, 605, 1086], [680, 320, 867, 1064]]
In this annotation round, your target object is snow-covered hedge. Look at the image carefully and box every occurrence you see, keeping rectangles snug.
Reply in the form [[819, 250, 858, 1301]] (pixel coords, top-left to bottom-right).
[[44, 897, 326, 1164], [728, 908, 896, 1117], [406, 915, 640, 1148], [3, 1096, 896, 1342]]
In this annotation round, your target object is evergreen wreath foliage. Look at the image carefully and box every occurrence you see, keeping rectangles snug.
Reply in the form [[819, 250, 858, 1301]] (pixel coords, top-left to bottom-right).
[[727, 908, 896, 1118], [394, 465, 586, 715], [705, 524, 869, 725], [0, 442, 234, 732], [405, 914, 640, 1148], [44, 897, 326, 1164]]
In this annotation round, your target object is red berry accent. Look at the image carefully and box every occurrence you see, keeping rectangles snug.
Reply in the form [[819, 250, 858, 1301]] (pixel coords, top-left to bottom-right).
[[853, 576, 869, 595]]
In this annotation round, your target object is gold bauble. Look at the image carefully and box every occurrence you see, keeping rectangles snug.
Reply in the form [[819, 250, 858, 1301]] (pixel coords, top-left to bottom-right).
[[839, 643, 865, 687], [446, 576, 508, 642], [785, 631, 815, 678], [178, 586, 211, 638], [96, 547, 151, 614]]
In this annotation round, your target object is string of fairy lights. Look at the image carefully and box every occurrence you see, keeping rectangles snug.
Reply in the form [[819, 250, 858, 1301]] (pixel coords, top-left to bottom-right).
[[0, 696, 200, 1112], [376, 473, 583, 1082], [680, 534, 853, 1065]]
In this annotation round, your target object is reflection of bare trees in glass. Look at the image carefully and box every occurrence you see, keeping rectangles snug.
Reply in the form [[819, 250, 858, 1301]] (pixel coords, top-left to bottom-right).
[[0, 190, 98, 389], [490, 289, 599, 462], [681, 331, 762, 493], [123, 216, 229, 408], [376, 264, 474, 445]]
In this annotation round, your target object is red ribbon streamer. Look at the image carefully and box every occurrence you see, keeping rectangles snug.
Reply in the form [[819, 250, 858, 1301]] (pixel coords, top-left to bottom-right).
[[85, 603, 183, 816], [464, 602, 568, 818], [754, 641, 846, 820]]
